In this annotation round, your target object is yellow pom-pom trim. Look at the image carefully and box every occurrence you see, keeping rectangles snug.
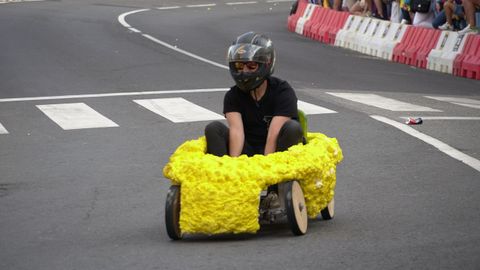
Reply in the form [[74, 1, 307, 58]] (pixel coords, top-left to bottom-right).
[[163, 132, 343, 234]]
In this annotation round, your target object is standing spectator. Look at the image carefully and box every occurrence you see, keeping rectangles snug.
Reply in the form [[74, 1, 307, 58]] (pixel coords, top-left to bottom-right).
[[412, 0, 437, 28], [350, 0, 373, 16], [391, 0, 403, 22], [401, 0, 414, 23], [435, 0, 466, 30], [459, 0, 480, 33]]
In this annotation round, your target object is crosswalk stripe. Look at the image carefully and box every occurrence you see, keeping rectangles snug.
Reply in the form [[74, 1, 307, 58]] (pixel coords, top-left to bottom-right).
[[298, 100, 337, 114], [424, 96, 480, 109], [0, 122, 8, 134], [327, 93, 442, 112], [134, 98, 224, 123], [36, 103, 119, 130]]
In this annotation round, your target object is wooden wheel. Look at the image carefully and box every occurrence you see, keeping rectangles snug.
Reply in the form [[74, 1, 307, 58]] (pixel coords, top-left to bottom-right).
[[285, 181, 308, 235], [320, 198, 335, 220], [165, 185, 182, 240]]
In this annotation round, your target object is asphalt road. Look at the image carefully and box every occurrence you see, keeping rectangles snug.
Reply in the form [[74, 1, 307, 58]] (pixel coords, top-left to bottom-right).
[[1, 0, 479, 269]]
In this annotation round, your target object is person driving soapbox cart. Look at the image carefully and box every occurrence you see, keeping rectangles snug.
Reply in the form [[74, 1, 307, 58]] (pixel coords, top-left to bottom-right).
[[164, 32, 336, 240]]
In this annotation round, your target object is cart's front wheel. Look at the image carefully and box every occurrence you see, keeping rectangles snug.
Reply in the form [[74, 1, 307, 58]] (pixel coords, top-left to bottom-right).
[[165, 185, 182, 240], [285, 181, 308, 235], [321, 198, 334, 220]]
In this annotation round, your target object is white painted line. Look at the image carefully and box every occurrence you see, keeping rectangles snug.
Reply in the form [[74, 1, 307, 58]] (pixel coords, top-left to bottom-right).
[[400, 116, 480, 120], [128, 27, 141, 33], [298, 100, 337, 114], [327, 93, 441, 112], [118, 9, 150, 28], [0, 123, 8, 134], [134, 98, 224, 123], [156, 6, 181, 10], [226, 1, 258, 5], [425, 96, 480, 110], [371, 115, 480, 173], [186, 3, 216, 8], [37, 103, 119, 130], [118, 9, 227, 70], [0, 88, 229, 103], [141, 34, 229, 70]]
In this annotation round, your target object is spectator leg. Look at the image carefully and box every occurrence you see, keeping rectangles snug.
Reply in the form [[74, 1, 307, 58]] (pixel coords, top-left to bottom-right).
[[445, 1, 454, 25], [463, 0, 477, 26], [432, 10, 447, 28]]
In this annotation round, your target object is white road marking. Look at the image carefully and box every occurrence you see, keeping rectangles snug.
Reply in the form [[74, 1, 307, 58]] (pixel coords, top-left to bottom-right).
[[0, 123, 8, 134], [128, 27, 141, 33], [37, 103, 119, 130], [0, 88, 229, 103], [134, 98, 224, 123], [400, 116, 480, 120], [371, 115, 480, 173], [141, 34, 229, 70], [156, 6, 181, 10], [226, 1, 258, 5], [424, 96, 480, 110], [117, 9, 227, 70], [327, 93, 442, 111], [0, 0, 44, 3], [298, 100, 337, 114], [186, 3, 216, 8], [117, 9, 150, 28]]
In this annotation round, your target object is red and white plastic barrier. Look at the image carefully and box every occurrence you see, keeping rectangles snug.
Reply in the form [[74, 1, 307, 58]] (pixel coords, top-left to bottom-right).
[[427, 32, 471, 74], [295, 4, 317, 35], [287, 4, 480, 80]]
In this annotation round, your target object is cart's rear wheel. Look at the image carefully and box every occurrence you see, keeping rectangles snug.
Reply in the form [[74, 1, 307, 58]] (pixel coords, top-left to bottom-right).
[[285, 181, 308, 235], [320, 198, 335, 220], [165, 185, 182, 240]]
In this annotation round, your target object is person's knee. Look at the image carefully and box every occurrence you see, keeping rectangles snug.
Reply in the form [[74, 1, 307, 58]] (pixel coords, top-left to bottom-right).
[[205, 121, 226, 137], [280, 120, 303, 141], [276, 120, 303, 152]]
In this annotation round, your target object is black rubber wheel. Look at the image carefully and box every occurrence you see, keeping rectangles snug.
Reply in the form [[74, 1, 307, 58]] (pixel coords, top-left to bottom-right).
[[165, 185, 182, 240], [285, 181, 308, 235], [320, 198, 335, 220]]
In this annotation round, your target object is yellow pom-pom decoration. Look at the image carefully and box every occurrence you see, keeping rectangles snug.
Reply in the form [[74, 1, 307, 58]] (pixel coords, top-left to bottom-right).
[[163, 132, 343, 234]]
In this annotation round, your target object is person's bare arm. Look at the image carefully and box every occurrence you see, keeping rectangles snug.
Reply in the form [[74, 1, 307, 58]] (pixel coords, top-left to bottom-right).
[[226, 112, 244, 157], [264, 116, 291, 155]]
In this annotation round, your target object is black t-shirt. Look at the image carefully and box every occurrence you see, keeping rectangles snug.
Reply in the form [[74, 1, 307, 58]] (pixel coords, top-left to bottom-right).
[[223, 76, 298, 147]]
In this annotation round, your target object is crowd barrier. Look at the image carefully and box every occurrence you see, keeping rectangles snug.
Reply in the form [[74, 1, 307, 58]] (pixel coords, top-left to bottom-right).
[[427, 32, 471, 74], [453, 34, 480, 79], [287, 2, 480, 80]]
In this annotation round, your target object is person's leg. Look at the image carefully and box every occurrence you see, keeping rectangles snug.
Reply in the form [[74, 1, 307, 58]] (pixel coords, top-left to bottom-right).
[[275, 120, 304, 152], [205, 121, 229, 156], [264, 120, 303, 198], [334, 0, 343, 10], [459, 0, 480, 33], [401, 8, 412, 23], [350, 1, 365, 14], [433, 10, 447, 28], [463, 0, 476, 26], [364, 0, 374, 14], [374, 0, 385, 18], [445, 1, 454, 25]]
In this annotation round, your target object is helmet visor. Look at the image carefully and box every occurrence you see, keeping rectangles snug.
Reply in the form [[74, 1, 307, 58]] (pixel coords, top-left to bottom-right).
[[227, 44, 272, 64]]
